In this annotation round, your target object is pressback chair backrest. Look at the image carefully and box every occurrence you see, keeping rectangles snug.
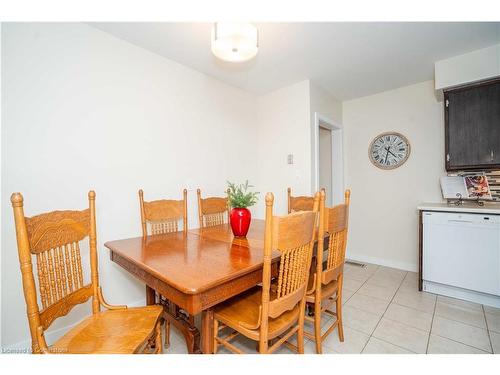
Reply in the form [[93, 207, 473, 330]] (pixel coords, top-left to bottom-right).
[[197, 189, 229, 228], [287, 187, 323, 214], [260, 192, 320, 337], [11, 191, 100, 353], [139, 189, 188, 236], [317, 190, 351, 286]]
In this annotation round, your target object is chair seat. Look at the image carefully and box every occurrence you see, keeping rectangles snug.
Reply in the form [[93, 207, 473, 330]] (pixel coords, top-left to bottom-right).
[[214, 286, 300, 341], [51, 305, 163, 354], [305, 274, 339, 303]]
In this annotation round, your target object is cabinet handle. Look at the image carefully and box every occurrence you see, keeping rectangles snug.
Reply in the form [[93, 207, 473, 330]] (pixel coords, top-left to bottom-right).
[[491, 150, 495, 161], [446, 154, 450, 162]]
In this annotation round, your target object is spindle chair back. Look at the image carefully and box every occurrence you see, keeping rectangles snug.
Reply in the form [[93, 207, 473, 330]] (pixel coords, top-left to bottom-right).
[[139, 189, 188, 236], [197, 189, 230, 228]]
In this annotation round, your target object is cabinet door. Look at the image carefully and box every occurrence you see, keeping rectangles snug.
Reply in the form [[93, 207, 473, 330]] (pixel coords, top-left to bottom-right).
[[445, 79, 500, 171], [486, 82, 500, 165]]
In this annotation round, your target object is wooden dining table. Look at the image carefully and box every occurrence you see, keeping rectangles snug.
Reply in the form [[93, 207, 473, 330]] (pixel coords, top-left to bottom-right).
[[104, 219, 280, 354]]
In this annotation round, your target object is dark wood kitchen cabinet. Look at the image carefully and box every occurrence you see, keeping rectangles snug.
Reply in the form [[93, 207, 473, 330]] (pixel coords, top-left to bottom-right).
[[445, 78, 500, 171]]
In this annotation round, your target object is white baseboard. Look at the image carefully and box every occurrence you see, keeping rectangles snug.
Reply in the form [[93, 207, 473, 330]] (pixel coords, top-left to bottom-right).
[[347, 252, 418, 273], [2, 298, 146, 353]]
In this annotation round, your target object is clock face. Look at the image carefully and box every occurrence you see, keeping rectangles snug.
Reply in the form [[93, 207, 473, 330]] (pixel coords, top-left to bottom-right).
[[369, 132, 410, 170]]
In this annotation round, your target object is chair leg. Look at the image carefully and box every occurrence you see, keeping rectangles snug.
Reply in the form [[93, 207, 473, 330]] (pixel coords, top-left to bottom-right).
[[314, 299, 322, 354], [297, 328, 304, 354], [164, 319, 171, 349], [258, 336, 268, 354], [155, 322, 163, 354], [336, 293, 344, 342], [297, 300, 306, 354], [213, 318, 219, 354]]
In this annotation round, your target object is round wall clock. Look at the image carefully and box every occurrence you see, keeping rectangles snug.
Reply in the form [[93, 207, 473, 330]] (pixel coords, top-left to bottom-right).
[[369, 132, 411, 170]]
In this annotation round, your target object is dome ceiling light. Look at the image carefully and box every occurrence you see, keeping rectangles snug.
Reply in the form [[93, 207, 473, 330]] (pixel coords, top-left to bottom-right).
[[211, 23, 258, 63]]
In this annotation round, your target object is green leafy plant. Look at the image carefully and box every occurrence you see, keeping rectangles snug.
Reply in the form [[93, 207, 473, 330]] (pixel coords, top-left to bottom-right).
[[227, 180, 259, 209]]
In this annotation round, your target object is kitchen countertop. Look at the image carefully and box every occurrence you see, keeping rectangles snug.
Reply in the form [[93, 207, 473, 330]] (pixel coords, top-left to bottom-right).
[[418, 202, 500, 215]]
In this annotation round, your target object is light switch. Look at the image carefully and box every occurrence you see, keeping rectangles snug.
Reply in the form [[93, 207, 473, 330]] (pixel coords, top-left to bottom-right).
[[287, 154, 294, 165]]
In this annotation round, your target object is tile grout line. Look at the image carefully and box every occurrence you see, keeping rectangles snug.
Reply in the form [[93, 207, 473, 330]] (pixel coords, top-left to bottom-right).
[[432, 311, 489, 331], [425, 291, 437, 354], [338, 267, 496, 354], [288, 265, 380, 354], [425, 296, 492, 353], [328, 265, 380, 353], [380, 315, 431, 334], [429, 332, 491, 354], [430, 296, 493, 331], [341, 266, 380, 303], [351, 277, 490, 354], [368, 270, 440, 354], [359, 268, 406, 353], [482, 304, 494, 354], [346, 315, 428, 353], [368, 336, 417, 354]]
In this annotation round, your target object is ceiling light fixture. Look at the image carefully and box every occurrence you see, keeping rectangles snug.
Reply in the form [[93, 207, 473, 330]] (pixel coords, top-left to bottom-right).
[[211, 23, 258, 63]]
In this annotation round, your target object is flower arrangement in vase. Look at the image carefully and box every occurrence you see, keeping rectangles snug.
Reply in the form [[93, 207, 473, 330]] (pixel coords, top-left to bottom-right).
[[227, 181, 259, 238]]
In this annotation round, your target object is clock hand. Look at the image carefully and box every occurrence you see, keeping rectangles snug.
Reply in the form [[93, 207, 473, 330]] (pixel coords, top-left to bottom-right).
[[387, 149, 398, 158], [384, 148, 389, 164]]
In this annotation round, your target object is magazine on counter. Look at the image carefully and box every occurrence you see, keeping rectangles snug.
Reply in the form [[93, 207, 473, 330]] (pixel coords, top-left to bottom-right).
[[440, 173, 492, 200]]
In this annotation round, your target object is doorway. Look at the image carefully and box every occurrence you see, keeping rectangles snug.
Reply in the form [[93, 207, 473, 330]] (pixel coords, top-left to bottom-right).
[[312, 113, 344, 206], [319, 126, 333, 206]]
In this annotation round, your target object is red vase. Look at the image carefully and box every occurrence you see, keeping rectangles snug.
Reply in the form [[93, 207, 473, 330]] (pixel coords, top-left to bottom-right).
[[230, 207, 251, 238]]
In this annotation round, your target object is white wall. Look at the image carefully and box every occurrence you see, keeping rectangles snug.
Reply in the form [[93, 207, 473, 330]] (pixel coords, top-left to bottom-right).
[[254, 80, 342, 217], [435, 43, 500, 91], [255, 80, 311, 217], [1, 23, 258, 348], [309, 82, 343, 125], [343, 80, 445, 271]]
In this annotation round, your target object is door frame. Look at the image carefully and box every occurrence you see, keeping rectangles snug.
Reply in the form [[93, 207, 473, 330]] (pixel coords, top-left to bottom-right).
[[312, 112, 345, 205]]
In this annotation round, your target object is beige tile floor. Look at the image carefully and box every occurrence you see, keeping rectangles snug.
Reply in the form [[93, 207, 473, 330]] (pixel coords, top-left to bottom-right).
[[164, 262, 500, 354]]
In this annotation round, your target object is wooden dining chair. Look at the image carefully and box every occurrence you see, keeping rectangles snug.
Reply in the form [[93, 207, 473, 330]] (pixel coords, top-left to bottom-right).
[[212, 191, 320, 354], [10, 191, 163, 354], [287, 187, 322, 214], [304, 189, 351, 354], [138, 188, 188, 349], [197, 188, 230, 228], [139, 189, 188, 236]]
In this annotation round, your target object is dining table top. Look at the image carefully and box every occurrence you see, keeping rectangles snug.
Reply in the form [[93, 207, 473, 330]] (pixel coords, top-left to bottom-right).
[[104, 219, 280, 295]]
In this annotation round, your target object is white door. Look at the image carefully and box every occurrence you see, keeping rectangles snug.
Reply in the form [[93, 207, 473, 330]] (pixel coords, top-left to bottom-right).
[[318, 126, 333, 206]]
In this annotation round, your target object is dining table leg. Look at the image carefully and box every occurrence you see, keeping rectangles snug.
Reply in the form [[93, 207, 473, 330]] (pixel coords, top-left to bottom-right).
[[167, 302, 200, 354], [146, 285, 202, 354], [201, 309, 215, 354], [146, 285, 156, 305]]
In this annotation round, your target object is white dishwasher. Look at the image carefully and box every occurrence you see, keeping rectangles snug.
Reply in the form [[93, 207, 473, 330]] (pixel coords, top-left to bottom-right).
[[422, 211, 500, 306]]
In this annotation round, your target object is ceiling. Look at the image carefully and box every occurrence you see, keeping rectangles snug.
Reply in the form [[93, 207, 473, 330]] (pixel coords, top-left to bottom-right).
[[90, 22, 500, 100]]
